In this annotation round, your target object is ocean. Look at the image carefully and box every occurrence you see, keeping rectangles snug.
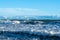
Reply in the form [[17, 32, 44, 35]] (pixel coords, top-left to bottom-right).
[[0, 19, 60, 40]]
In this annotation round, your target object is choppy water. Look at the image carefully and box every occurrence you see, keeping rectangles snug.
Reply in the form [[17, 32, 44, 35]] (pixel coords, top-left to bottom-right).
[[0, 20, 60, 40]]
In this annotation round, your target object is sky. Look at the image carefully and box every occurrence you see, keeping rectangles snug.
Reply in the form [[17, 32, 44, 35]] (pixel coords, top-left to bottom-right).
[[0, 0, 60, 17]]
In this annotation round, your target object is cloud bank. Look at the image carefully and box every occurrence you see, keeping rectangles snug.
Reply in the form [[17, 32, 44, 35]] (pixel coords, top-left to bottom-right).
[[0, 8, 59, 17]]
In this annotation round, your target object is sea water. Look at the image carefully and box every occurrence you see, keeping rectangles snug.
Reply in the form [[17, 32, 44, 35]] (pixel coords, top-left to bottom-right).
[[0, 19, 60, 40]]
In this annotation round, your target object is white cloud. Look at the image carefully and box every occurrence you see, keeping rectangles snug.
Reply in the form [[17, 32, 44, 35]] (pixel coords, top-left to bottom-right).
[[0, 8, 42, 16], [0, 8, 59, 16]]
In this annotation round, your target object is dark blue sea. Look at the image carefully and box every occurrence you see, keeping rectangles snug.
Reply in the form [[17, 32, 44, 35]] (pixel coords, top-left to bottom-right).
[[0, 19, 60, 40]]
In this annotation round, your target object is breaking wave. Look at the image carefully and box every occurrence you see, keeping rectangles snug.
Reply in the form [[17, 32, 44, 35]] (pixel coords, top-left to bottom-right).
[[0, 16, 60, 40]]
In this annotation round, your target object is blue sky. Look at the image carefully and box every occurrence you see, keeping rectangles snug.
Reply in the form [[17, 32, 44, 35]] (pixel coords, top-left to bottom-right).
[[0, 0, 60, 16]]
